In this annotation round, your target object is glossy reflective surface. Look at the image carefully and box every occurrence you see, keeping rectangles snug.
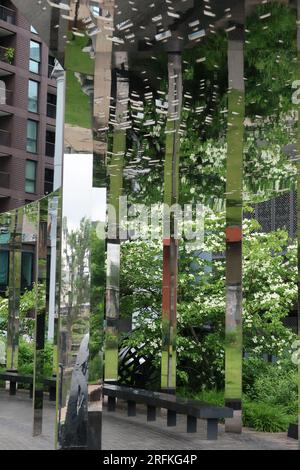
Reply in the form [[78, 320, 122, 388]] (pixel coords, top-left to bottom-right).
[[225, 2, 244, 432], [6, 209, 23, 372], [0, 0, 297, 450], [0, 196, 56, 445]]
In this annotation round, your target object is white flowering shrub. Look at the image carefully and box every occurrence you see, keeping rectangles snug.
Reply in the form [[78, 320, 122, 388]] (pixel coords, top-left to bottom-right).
[[120, 210, 297, 389]]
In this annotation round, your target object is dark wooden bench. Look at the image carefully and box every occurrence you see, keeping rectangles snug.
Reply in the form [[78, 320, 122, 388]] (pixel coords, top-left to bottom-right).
[[103, 384, 233, 440], [44, 377, 57, 401], [0, 371, 56, 400], [0, 371, 33, 396]]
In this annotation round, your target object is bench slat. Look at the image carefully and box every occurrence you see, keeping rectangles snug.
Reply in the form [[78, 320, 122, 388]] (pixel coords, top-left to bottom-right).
[[103, 384, 233, 420], [0, 372, 56, 385]]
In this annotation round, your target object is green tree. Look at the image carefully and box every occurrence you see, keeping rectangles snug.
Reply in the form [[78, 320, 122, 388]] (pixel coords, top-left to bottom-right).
[[61, 217, 92, 362], [120, 211, 296, 391]]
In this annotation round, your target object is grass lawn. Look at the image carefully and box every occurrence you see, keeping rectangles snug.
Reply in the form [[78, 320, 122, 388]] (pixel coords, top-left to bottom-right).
[[65, 35, 94, 75], [65, 70, 92, 129], [64, 35, 94, 129]]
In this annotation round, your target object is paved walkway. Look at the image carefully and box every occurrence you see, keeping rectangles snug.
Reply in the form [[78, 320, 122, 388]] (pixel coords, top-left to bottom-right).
[[0, 391, 55, 450], [0, 391, 297, 450]]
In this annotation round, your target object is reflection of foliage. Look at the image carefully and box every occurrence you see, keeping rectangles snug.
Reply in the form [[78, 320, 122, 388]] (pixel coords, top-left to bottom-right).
[[89, 225, 105, 382], [17, 339, 53, 377], [122, 1, 297, 207], [0, 284, 45, 338], [121, 213, 296, 390], [60, 222, 105, 383], [0, 296, 8, 334], [0, 284, 51, 377], [245, 2, 297, 118], [124, 118, 296, 211], [61, 217, 91, 359], [22, 201, 39, 229], [120, 239, 162, 320], [184, 1, 297, 120]]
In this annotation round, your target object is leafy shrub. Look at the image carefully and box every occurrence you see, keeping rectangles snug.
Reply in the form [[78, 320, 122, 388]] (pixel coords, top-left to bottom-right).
[[89, 354, 102, 384], [178, 387, 225, 406], [18, 340, 54, 377], [42, 342, 55, 377], [0, 285, 45, 338], [250, 366, 298, 415], [0, 296, 8, 334], [242, 357, 270, 394], [180, 387, 294, 432], [193, 389, 225, 407], [4, 47, 15, 65], [18, 340, 34, 375], [243, 401, 292, 432]]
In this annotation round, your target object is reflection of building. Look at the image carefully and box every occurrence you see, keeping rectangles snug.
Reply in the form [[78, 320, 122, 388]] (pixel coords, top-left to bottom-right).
[[0, 209, 52, 295], [248, 192, 297, 332], [248, 192, 296, 239], [0, 1, 57, 213], [0, 235, 36, 294]]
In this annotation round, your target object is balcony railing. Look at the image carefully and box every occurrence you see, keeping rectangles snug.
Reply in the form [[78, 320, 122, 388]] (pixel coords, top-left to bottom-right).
[[0, 86, 12, 106], [0, 5, 16, 24], [0, 170, 9, 188], [47, 102, 56, 119], [0, 129, 10, 146], [0, 45, 14, 65], [46, 141, 55, 158]]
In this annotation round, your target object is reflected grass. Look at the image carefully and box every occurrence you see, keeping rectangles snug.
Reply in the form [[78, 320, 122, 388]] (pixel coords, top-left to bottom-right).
[[65, 71, 92, 129]]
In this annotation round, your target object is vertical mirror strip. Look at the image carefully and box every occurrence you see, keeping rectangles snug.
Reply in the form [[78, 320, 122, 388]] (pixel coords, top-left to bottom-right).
[[33, 197, 48, 436], [225, 2, 245, 433], [6, 209, 23, 376], [5, 0, 299, 451], [105, 51, 128, 383], [297, 0, 300, 450], [57, 10, 95, 447], [161, 43, 182, 393]]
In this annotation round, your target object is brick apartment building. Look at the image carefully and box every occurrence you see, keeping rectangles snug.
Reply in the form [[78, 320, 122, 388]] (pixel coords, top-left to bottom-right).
[[0, 0, 56, 213]]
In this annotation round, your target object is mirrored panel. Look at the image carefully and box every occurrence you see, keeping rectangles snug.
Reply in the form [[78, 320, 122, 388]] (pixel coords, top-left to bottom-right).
[[2, 0, 298, 451], [0, 196, 57, 449]]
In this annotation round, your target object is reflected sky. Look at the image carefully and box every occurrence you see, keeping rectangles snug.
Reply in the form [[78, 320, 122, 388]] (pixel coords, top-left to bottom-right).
[[63, 154, 106, 230]]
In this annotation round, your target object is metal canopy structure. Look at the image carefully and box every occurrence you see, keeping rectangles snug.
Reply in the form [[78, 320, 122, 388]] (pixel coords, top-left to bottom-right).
[[0, 0, 297, 450]]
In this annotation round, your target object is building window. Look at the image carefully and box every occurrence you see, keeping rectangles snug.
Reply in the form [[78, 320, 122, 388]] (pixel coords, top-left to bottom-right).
[[30, 25, 38, 34], [44, 168, 54, 195], [48, 55, 55, 78], [47, 93, 57, 119], [27, 120, 38, 153], [0, 251, 8, 292], [29, 40, 41, 74], [25, 160, 37, 193], [46, 130, 55, 157], [21, 252, 33, 291], [0, 5, 16, 25], [28, 80, 39, 113], [90, 5, 101, 16]]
